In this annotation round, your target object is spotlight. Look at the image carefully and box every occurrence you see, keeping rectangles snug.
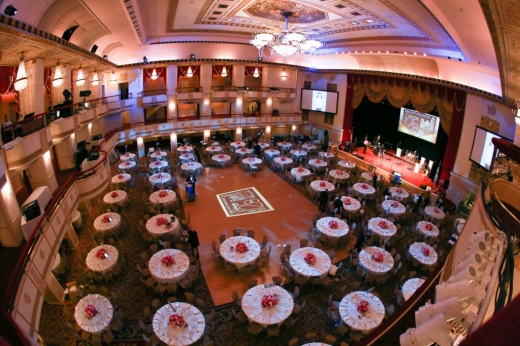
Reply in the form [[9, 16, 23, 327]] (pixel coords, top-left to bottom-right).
[[143, 56, 148, 63], [258, 56, 263, 62], [103, 55, 109, 59], [4, 5, 17, 16], [190, 54, 195, 60]]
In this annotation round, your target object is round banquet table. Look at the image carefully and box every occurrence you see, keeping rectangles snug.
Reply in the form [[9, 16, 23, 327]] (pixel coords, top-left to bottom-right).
[[353, 183, 376, 196], [338, 160, 356, 170], [230, 141, 246, 149], [329, 169, 350, 183], [146, 214, 182, 239], [416, 221, 440, 238], [367, 217, 397, 240], [94, 213, 121, 234], [361, 171, 376, 182], [402, 278, 425, 301], [341, 196, 362, 213], [277, 141, 292, 150], [212, 154, 231, 165], [118, 161, 136, 170], [149, 249, 190, 284], [74, 294, 113, 335], [316, 217, 349, 239], [150, 189, 177, 207], [319, 151, 335, 159], [310, 180, 335, 192], [264, 149, 280, 158], [219, 236, 261, 270], [86, 245, 119, 274], [302, 143, 317, 151], [273, 156, 293, 167], [103, 190, 127, 207], [149, 160, 169, 170], [308, 158, 328, 168], [258, 142, 270, 149], [181, 162, 202, 172], [177, 146, 193, 153], [241, 285, 294, 327], [425, 205, 446, 220], [151, 150, 168, 160], [153, 302, 205, 346], [289, 247, 331, 279], [120, 152, 136, 162], [382, 200, 406, 215], [111, 173, 131, 184], [389, 187, 409, 200], [303, 344, 331, 346], [291, 167, 311, 182], [205, 146, 222, 153], [409, 242, 438, 266], [358, 247, 394, 276], [149, 173, 172, 185], [339, 291, 385, 332], [234, 148, 253, 156], [179, 153, 196, 162], [242, 157, 262, 167], [290, 149, 307, 158]]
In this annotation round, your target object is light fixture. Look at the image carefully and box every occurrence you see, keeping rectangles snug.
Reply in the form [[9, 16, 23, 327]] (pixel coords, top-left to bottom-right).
[[221, 66, 228, 78], [186, 66, 193, 78], [76, 65, 86, 86], [110, 70, 117, 85], [14, 52, 28, 91], [514, 99, 520, 125], [91, 69, 99, 86], [52, 60, 64, 87], [281, 69, 287, 80], [150, 67, 158, 80], [4, 4, 17, 16], [250, 11, 322, 60], [253, 67, 260, 78]]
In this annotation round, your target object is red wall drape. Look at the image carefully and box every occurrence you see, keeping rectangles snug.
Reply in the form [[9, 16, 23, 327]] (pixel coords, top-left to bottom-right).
[[143, 67, 167, 86], [212, 65, 233, 77], [439, 90, 466, 182], [177, 66, 200, 82], [0, 66, 15, 94]]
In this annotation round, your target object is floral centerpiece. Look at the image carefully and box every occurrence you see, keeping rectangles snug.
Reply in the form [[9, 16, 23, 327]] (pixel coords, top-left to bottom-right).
[[396, 188, 403, 194], [315, 159, 321, 163], [434, 208, 440, 213], [362, 184, 369, 189], [372, 252, 384, 262], [117, 174, 123, 179], [336, 170, 343, 175], [297, 167, 304, 173], [357, 300, 370, 314], [156, 173, 162, 178], [218, 154, 225, 159], [425, 223, 433, 231], [304, 253, 316, 265], [319, 181, 327, 187], [235, 242, 249, 253], [280, 157, 287, 161], [159, 190, 168, 198], [96, 248, 107, 259], [125, 162, 130, 166], [156, 217, 167, 227], [169, 314, 185, 327], [391, 202, 399, 208], [328, 220, 339, 229], [162, 255, 175, 267], [378, 221, 388, 229], [421, 247, 430, 256], [211, 146, 216, 149], [84, 304, 98, 319], [344, 198, 351, 205], [102, 215, 111, 223], [111, 191, 118, 198], [261, 294, 278, 308]]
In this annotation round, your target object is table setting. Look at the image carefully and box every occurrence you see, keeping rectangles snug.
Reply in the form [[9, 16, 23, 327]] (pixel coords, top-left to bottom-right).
[[118, 160, 136, 170], [308, 158, 328, 168], [409, 242, 438, 266], [219, 236, 261, 270], [181, 162, 202, 172], [111, 173, 131, 184], [402, 278, 425, 301], [291, 167, 311, 182], [146, 214, 182, 238], [273, 156, 293, 167], [177, 146, 193, 154], [120, 152, 136, 162], [242, 157, 262, 168], [241, 284, 294, 327], [361, 171, 376, 182], [150, 189, 177, 208], [301, 143, 317, 151], [316, 217, 349, 239], [179, 153, 196, 162], [234, 148, 253, 156], [149, 173, 172, 185], [258, 142, 270, 149], [319, 151, 335, 159], [230, 141, 246, 149], [93, 213, 121, 234], [103, 190, 128, 207], [352, 183, 376, 196], [382, 200, 406, 215], [358, 246, 394, 276], [289, 247, 331, 279], [425, 205, 446, 220], [338, 160, 356, 170], [416, 221, 440, 238], [148, 249, 190, 284], [152, 302, 205, 345], [367, 217, 397, 239], [212, 154, 231, 166], [86, 245, 119, 274], [339, 291, 385, 332], [310, 180, 335, 192], [277, 141, 292, 150], [329, 169, 350, 183], [205, 145, 222, 154], [389, 187, 409, 200], [290, 149, 307, 158], [341, 196, 362, 213], [151, 150, 168, 159], [264, 149, 280, 158], [74, 294, 113, 335]]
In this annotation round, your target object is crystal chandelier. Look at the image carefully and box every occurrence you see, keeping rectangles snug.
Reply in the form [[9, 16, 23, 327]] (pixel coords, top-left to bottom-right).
[[91, 70, 100, 86], [250, 11, 322, 60], [150, 67, 158, 80], [76, 65, 86, 86], [14, 52, 28, 91], [221, 66, 228, 78], [52, 60, 64, 87]]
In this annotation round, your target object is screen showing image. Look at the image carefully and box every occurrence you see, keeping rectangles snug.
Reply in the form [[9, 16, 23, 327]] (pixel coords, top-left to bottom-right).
[[300, 89, 339, 114], [397, 108, 440, 144], [469, 126, 509, 170]]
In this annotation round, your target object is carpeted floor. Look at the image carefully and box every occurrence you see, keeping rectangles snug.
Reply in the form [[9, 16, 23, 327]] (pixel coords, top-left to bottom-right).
[[38, 145, 457, 346]]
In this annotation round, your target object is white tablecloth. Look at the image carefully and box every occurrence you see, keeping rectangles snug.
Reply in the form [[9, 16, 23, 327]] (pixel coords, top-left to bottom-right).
[[353, 183, 376, 195], [205, 146, 222, 153], [177, 146, 193, 153], [301, 144, 317, 151], [103, 190, 127, 207], [402, 278, 425, 301], [264, 149, 280, 158], [242, 285, 294, 327], [319, 152, 335, 159], [149, 249, 190, 284], [149, 173, 172, 185], [75, 294, 113, 335], [308, 159, 328, 168], [277, 142, 292, 150], [291, 167, 311, 182], [146, 214, 182, 239], [111, 173, 131, 184], [416, 221, 440, 238], [358, 247, 394, 275], [341, 196, 362, 212], [179, 153, 195, 162], [367, 217, 397, 239], [258, 142, 270, 149], [181, 162, 202, 172], [409, 242, 438, 265], [93, 213, 121, 234], [212, 154, 231, 163], [150, 190, 177, 207], [389, 187, 409, 199], [120, 152, 136, 162], [242, 157, 262, 167], [273, 156, 293, 167], [153, 303, 205, 346], [151, 151, 168, 159], [289, 247, 331, 279], [310, 180, 335, 192], [118, 161, 136, 170], [382, 200, 406, 215], [230, 141, 246, 149], [338, 160, 356, 169], [219, 236, 261, 270], [425, 205, 446, 220], [150, 160, 169, 170], [86, 245, 119, 274], [339, 292, 384, 332], [290, 149, 307, 158], [316, 217, 349, 239], [329, 169, 350, 182], [361, 172, 376, 182], [235, 148, 253, 156]]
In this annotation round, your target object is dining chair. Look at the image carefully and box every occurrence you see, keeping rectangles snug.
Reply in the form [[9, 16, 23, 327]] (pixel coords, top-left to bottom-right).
[[231, 290, 242, 306], [299, 238, 309, 248], [219, 233, 226, 244], [231, 309, 249, 323], [267, 324, 281, 337], [272, 276, 283, 286], [247, 322, 264, 336], [246, 229, 255, 239], [247, 278, 258, 288], [261, 235, 268, 248]]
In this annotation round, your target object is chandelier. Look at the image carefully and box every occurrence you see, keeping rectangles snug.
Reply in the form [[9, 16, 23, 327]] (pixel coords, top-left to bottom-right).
[[76, 65, 86, 86], [52, 60, 64, 88], [250, 11, 322, 60], [14, 52, 29, 91], [91, 70, 100, 86]]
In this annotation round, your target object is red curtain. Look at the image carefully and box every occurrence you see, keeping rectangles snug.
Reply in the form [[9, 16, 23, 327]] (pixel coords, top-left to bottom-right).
[[0, 66, 15, 94], [143, 67, 167, 86], [212, 65, 233, 77], [245, 66, 262, 80], [439, 90, 466, 182], [177, 66, 200, 82]]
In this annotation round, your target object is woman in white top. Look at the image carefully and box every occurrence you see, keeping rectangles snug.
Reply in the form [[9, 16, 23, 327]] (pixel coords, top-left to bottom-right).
[[313, 92, 324, 111]]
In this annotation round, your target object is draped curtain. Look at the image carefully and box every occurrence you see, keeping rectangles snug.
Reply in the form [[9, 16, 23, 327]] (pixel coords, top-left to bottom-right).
[[212, 65, 233, 77], [143, 67, 167, 85], [245, 66, 262, 81], [177, 66, 200, 82]]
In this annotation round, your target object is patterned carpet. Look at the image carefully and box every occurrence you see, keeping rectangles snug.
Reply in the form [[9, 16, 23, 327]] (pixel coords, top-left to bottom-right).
[[38, 146, 456, 346]]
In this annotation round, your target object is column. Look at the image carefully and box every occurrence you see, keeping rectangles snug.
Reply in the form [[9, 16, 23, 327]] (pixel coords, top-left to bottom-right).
[[167, 65, 178, 119], [265, 126, 271, 143], [232, 65, 245, 116], [0, 154, 24, 247], [137, 136, 145, 157], [515, 123, 520, 147], [200, 64, 212, 117], [235, 128, 242, 142], [26, 151, 58, 193], [54, 135, 77, 171]]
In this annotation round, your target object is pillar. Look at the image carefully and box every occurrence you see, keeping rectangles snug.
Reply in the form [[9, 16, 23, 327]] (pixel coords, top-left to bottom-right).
[[26, 151, 59, 193], [170, 133, 178, 152], [232, 65, 245, 116], [167, 65, 178, 119], [265, 126, 271, 143], [0, 154, 24, 246], [235, 128, 242, 142], [137, 136, 145, 157]]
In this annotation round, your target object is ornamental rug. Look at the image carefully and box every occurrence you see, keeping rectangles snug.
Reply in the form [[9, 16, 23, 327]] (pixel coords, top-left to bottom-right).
[[216, 186, 274, 217]]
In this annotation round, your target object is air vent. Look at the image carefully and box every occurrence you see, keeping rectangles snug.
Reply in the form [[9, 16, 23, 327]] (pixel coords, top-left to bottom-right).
[[351, 11, 362, 16], [208, 17, 217, 20], [218, 4, 228, 8], [335, 4, 346, 9], [213, 11, 222, 15]]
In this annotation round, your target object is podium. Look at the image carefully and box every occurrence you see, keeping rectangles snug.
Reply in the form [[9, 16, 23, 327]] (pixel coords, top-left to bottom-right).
[[396, 148, 402, 157]]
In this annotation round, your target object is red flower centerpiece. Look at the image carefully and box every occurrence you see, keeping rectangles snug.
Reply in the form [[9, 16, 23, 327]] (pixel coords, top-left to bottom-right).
[[280, 157, 287, 161], [169, 314, 185, 327], [391, 202, 398, 208], [434, 208, 440, 213], [84, 304, 98, 319], [319, 181, 327, 187], [425, 223, 433, 231], [372, 252, 384, 262], [362, 184, 368, 189], [261, 294, 278, 308], [357, 300, 370, 314], [396, 188, 403, 194], [96, 249, 107, 259], [124, 153, 129, 157], [156, 217, 167, 227], [158, 190, 168, 198], [162, 255, 175, 267], [125, 162, 130, 166], [378, 221, 388, 229], [211, 146, 216, 149], [117, 174, 123, 179], [235, 242, 249, 253], [336, 170, 343, 175], [304, 253, 316, 265], [102, 214, 111, 223], [421, 247, 430, 256], [344, 198, 351, 205], [297, 167, 304, 173], [156, 173, 162, 178], [111, 191, 118, 198], [315, 159, 321, 163], [218, 154, 225, 159], [328, 220, 339, 229]]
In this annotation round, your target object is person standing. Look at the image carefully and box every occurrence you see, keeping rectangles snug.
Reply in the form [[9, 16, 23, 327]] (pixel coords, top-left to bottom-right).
[[187, 229, 200, 259], [253, 142, 261, 158], [372, 173, 378, 188], [353, 230, 366, 252], [185, 179, 196, 202], [319, 190, 329, 213], [415, 193, 423, 212], [333, 195, 343, 216], [2, 114, 12, 128]]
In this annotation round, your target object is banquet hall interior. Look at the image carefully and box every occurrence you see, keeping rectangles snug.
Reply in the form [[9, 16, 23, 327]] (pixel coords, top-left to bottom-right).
[[0, 0, 520, 345]]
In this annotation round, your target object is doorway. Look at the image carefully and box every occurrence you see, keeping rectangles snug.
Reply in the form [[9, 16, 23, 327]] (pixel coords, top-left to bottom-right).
[[118, 82, 129, 100]]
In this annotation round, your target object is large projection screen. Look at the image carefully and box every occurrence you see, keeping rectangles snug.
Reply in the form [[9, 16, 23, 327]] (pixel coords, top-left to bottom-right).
[[397, 108, 440, 144], [469, 126, 509, 170], [300, 89, 339, 114]]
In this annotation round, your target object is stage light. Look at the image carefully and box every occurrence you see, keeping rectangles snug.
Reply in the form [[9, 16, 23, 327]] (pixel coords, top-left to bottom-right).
[[143, 56, 148, 63], [190, 54, 195, 60], [4, 5, 17, 16]]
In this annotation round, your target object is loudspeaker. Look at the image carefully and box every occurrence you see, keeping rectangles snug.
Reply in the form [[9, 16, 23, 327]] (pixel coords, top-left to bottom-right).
[[79, 90, 91, 97], [23, 200, 41, 222], [420, 184, 427, 190]]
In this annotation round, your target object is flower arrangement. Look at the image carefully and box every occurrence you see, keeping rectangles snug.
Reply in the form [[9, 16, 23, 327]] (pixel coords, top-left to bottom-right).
[[281, 142, 287, 145], [96, 248, 107, 259], [211, 146, 216, 149], [261, 294, 278, 308], [315, 159, 321, 163], [372, 252, 383, 262], [357, 300, 370, 313], [156, 217, 167, 226], [421, 247, 430, 256], [378, 221, 388, 229], [362, 184, 368, 189], [280, 157, 287, 161], [124, 153, 129, 157], [304, 253, 316, 265], [102, 215, 111, 223], [344, 198, 351, 205], [111, 191, 118, 198], [218, 154, 225, 159], [319, 181, 327, 187], [162, 255, 175, 267], [391, 202, 398, 208], [425, 223, 433, 231], [118, 174, 123, 179], [434, 208, 440, 213], [158, 190, 167, 198], [328, 220, 339, 229], [297, 167, 304, 173], [84, 304, 98, 319], [156, 173, 162, 178], [125, 162, 130, 166], [336, 170, 343, 175], [169, 314, 185, 327], [396, 188, 403, 194], [235, 242, 249, 253]]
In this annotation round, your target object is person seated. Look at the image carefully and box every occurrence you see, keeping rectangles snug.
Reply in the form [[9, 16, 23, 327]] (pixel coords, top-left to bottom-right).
[[422, 164, 430, 177]]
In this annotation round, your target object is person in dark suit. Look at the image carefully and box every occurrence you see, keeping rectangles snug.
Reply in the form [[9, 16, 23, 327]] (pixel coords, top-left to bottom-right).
[[187, 229, 200, 258], [415, 193, 423, 212], [193, 147, 202, 163], [353, 230, 366, 252], [333, 195, 343, 215], [319, 190, 329, 213], [372, 173, 378, 188], [253, 142, 261, 157]]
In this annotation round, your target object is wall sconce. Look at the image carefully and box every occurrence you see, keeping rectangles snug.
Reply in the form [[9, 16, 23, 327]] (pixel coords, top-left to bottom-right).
[[52, 60, 65, 87], [514, 99, 520, 125], [110, 70, 117, 85], [253, 67, 260, 78], [14, 52, 29, 91], [91, 69, 100, 86], [281, 69, 287, 80], [76, 65, 86, 86]]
